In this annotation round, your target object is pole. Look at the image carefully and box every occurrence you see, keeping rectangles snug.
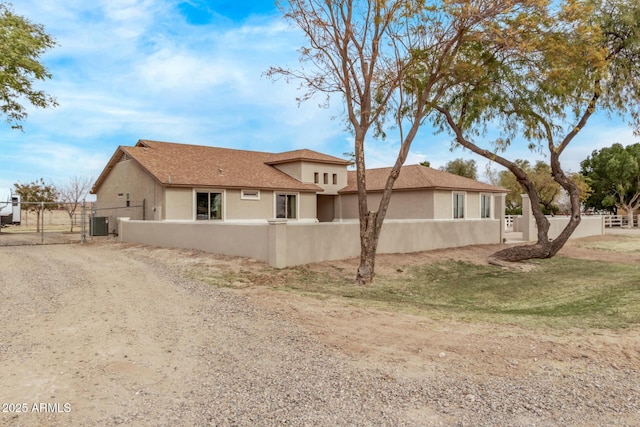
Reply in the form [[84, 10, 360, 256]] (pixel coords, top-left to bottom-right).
[[81, 199, 86, 243], [40, 202, 44, 244]]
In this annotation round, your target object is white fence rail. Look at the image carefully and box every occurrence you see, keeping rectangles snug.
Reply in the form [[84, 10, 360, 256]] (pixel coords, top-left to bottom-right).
[[506, 214, 638, 230], [505, 215, 515, 231], [604, 215, 639, 228]]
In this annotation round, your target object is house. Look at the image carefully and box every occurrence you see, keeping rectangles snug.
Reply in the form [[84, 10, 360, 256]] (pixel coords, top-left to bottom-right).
[[91, 139, 505, 227], [91, 140, 349, 224], [91, 140, 508, 267], [338, 164, 505, 221]]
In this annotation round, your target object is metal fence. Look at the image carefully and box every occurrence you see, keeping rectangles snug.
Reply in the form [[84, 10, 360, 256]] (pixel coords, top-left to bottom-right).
[[0, 202, 84, 246], [0, 199, 147, 246]]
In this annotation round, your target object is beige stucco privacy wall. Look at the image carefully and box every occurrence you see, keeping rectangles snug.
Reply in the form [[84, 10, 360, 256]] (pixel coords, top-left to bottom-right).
[[547, 216, 605, 239], [519, 194, 604, 241], [118, 220, 271, 262], [119, 218, 504, 268]]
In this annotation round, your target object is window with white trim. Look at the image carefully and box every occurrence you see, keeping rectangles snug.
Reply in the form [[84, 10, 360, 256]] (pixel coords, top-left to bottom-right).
[[453, 193, 465, 219], [241, 189, 260, 200], [481, 194, 491, 218], [276, 194, 297, 219], [196, 191, 223, 220]]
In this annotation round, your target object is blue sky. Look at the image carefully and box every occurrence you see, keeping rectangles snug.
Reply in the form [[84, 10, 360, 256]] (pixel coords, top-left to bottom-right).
[[2, 0, 638, 192]]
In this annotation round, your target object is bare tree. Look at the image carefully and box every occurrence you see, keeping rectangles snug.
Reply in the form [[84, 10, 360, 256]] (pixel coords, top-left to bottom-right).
[[269, 0, 541, 284], [57, 176, 92, 232]]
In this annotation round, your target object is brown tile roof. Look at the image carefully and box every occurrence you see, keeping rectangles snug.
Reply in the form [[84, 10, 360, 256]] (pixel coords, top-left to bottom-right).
[[339, 164, 507, 193], [266, 149, 351, 165], [92, 140, 323, 193]]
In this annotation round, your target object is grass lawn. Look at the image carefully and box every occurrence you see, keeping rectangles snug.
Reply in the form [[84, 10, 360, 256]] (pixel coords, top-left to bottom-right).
[[197, 238, 640, 330]]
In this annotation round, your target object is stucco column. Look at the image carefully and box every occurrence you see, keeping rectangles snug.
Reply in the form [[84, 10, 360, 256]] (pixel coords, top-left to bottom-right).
[[268, 219, 287, 268], [521, 194, 535, 242], [495, 193, 506, 243]]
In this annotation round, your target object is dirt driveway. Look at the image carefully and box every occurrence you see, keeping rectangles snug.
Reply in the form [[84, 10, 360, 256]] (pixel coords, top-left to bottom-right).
[[0, 239, 639, 426]]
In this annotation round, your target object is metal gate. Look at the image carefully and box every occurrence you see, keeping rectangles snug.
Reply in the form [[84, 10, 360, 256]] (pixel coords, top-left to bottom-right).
[[0, 201, 90, 246], [0, 199, 146, 247]]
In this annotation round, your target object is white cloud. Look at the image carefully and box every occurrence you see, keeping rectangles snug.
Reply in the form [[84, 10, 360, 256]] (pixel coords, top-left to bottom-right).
[[3, 0, 637, 190]]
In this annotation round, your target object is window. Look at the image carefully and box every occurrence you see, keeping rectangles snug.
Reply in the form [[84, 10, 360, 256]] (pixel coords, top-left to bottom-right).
[[276, 194, 297, 219], [453, 193, 465, 219], [241, 189, 260, 200], [332, 174, 337, 185], [126, 192, 130, 207], [314, 172, 319, 184], [481, 194, 491, 219], [196, 192, 223, 220], [323, 173, 328, 184]]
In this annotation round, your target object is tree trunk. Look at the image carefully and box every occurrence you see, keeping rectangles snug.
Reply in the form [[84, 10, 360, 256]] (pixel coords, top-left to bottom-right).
[[356, 211, 380, 285], [626, 207, 635, 228], [491, 153, 582, 262]]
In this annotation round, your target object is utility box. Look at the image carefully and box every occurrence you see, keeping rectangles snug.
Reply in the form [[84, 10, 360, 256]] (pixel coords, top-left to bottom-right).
[[90, 217, 109, 236]]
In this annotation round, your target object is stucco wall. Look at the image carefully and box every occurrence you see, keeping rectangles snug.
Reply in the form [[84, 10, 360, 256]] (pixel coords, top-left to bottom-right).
[[273, 162, 348, 196], [338, 191, 434, 220], [164, 187, 192, 220], [94, 159, 160, 217], [547, 216, 604, 240], [93, 159, 160, 232], [119, 220, 271, 262], [520, 195, 604, 241], [300, 162, 347, 195], [433, 190, 453, 219], [225, 189, 274, 220], [159, 188, 317, 222], [298, 192, 317, 220], [120, 218, 502, 268]]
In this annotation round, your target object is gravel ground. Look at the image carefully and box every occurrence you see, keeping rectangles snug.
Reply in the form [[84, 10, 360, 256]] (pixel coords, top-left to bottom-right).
[[0, 242, 638, 426]]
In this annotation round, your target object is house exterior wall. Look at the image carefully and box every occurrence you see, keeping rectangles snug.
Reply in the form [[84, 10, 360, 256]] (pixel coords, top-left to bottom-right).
[[338, 189, 496, 221], [159, 188, 318, 222], [300, 162, 347, 195], [164, 187, 192, 220], [274, 161, 348, 195], [272, 163, 302, 182], [433, 190, 453, 219], [299, 192, 317, 220], [467, 193, 480, 219], [337, 191, 433, 220], [226, 189, 274, 220], [317, 195, 335, 222], [93, 159, 160, 232]]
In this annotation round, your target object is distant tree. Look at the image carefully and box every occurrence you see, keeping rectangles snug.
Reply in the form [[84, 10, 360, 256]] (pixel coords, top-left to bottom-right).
[[440, 158, 477, 180], [14, 178, 58, 232], [529, 161, 561, 216], [0, 3, 57, 130], [555, 173, 592, 214], [419, 160, 431, 168], [492, 161, 590, 215], [57, 176, 93, 232], [581, 143, 640, 226]]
